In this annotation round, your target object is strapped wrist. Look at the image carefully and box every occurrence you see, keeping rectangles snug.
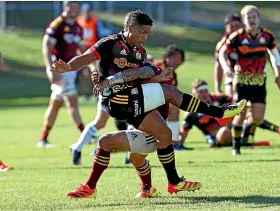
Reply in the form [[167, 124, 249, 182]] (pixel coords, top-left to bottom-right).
[[107, 72, 124, 86]]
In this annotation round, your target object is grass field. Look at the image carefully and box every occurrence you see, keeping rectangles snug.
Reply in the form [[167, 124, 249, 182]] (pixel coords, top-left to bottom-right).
[[1, 25, 280, 210]]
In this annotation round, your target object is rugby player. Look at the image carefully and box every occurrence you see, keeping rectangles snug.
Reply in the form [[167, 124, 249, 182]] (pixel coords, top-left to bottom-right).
[[52, 10, 246, 198], [219, 5, 280, 155]]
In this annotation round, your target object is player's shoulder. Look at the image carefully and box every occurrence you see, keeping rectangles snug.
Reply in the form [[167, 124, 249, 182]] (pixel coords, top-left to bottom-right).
[[215, 35, 228, 52], [228, 28, 244, 40], [261, 27, 275, 37], [99, 33, 120, 44], [48, 16, 64, 29]]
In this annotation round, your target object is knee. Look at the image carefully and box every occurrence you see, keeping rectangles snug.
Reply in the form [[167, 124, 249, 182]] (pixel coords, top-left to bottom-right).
[[157, 127, 172, 147], [98, 134, 119, 151], [128, 153, 147, 167], [252, 118, 263, 126]]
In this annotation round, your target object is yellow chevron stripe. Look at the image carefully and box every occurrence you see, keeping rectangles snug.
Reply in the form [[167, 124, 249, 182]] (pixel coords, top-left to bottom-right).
[[94, 160, 109, 166], [193, 99, 200, 112], [98, 155, 110, 160], [186, 96, 195, 112], [94, 157, 109, 165], [111, 99, 128, 104], [139, 169, 151, 176], [160, 158, 175, 164], [158, 152, 174, 158], [158, 155, 175, 162], [112, 97, 129, 102], [190, 98, 199, 112], [116, 95, 128, 98]]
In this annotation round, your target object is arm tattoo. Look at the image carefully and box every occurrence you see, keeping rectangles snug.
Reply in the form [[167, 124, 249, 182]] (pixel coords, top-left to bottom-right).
[[139, 66, 156, 79], [106, 66, 156, 86]]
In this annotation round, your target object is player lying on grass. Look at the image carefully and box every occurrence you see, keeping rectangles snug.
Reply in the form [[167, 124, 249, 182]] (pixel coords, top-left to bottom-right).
[[179, 79, 280, 148], [52, 10, 246, 198]]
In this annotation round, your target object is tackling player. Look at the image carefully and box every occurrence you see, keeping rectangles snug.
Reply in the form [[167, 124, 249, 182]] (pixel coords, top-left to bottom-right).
[[52, 10, 246, 198]]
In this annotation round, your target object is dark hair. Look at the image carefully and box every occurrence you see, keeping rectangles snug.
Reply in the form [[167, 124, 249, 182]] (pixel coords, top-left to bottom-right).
[[163, 44, 185, 62], [224, 13, 241, 25], [125, 10, 153, 29]]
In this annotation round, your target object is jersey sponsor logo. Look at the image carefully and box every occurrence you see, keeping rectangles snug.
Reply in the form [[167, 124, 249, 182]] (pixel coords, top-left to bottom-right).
[[111, 83, 134, 93], [241, 38, 249, 45], [259, 37, 266, 44], [131, 88, 138, 95], [136, 52, 142, 60], [133, 100, 139, 117], [238, 46, 267, 54], [63, 33, 82, 44], [120, 49, 127, 56], [114, 57, 140, 68], [64, 26, 71, 32]]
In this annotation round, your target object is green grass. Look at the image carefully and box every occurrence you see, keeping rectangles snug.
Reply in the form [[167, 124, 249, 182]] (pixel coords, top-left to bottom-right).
[[1, 25, 280, 210]]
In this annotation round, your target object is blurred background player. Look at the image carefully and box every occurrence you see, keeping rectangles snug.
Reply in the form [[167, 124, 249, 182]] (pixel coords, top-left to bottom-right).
[[0, 160, 13, 172], [219, 5, 280, 155], [76, 3, 111, 102], [154, 44, 187, 150], [216, 12, 280, 148], [37, 1, 85, 148], [180, 79, 280, 148], [214, 13, 243, 97]]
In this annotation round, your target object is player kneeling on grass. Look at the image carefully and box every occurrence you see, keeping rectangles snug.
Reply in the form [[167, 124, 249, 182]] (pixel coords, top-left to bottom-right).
[[180, 79, 280, 148], [52, 10, 246, 199]]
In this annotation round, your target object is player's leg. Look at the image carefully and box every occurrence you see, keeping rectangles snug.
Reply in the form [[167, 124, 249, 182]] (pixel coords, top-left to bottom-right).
[[64, 94, 84, 133], [70, 100, 110, 165], [66, 129, 157, 198], [128, 153, 158, 198], [231, 83, 250, 155], [37, 96, 63, 148], [258, 119, 280, 135], [137, 110, 202, 194], [147, 83, 246, 126], [241, 84, 267, 145], [178, 113, 194, 150], [224, 77, 233, 98], [167, 104, 184, 150]]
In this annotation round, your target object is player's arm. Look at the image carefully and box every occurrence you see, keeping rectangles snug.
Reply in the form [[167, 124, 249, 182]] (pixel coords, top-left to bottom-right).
[[179, 113, 193, 144], [107, 64, 172, 86], [267, 32, 280, 88], [214, 58, 224, 94], [218, 32, 238, 77], [42, 34, 61, 83]]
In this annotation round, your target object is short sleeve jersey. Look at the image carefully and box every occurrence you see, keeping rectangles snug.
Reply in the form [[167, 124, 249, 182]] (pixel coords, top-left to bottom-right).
[[45, 16, 83, 62]]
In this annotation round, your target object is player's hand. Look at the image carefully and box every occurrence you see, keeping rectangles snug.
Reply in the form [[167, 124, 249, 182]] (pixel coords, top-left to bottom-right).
[[224, 69, 234, 78], [51, 59, 71, 73], [275, 76, 280, 89], [93, 80, 110, 96], [91, 70, 100, 84], [157, 67, 174, 82]]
